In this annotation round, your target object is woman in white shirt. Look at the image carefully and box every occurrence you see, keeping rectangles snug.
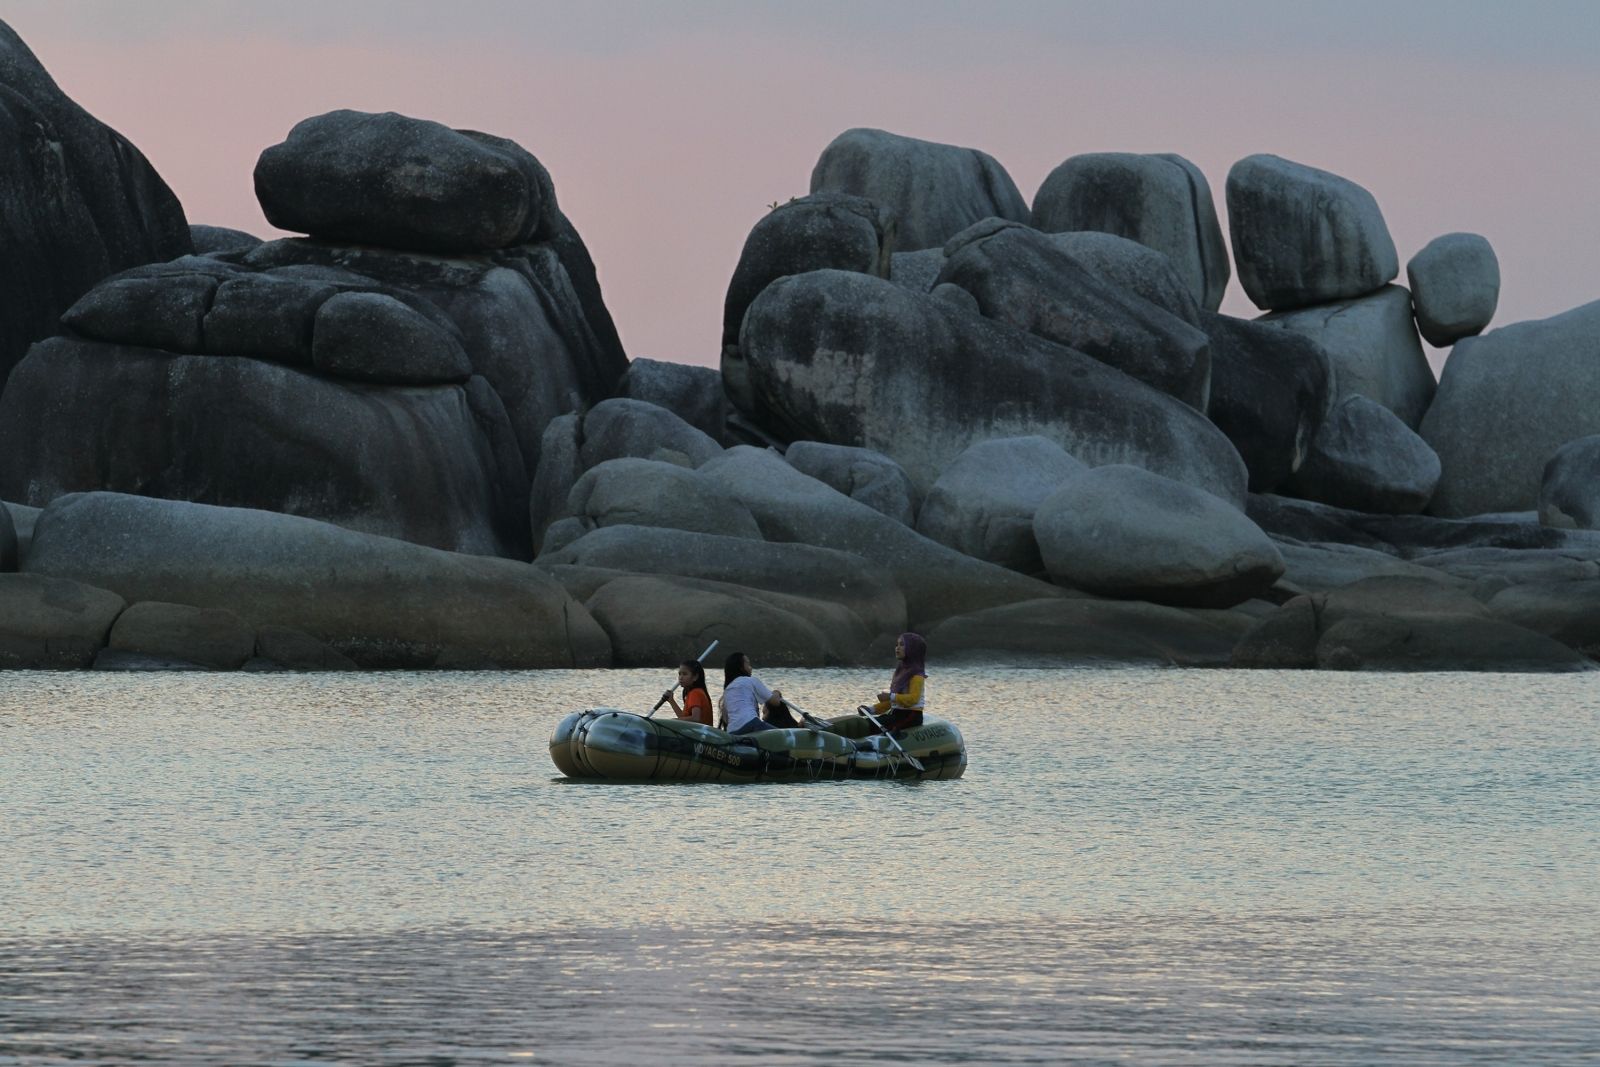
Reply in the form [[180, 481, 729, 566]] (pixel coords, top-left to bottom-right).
[[720, 651, 790, 734]]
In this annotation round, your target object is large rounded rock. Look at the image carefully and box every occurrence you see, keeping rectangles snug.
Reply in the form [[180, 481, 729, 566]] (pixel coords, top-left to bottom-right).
[[784, 442, 917, 526], [1034, 465, 1285, 607], [1227, 154, 1398, 310], [888, 248, 946, 293], [1539, 436, 1600, 530], [916, 436, 1086, 572], [0, 20, 192, 385], [698, 446, 1060, 626], [579, 398, 723, 471], [1487, 580, 1600, 658], [567, 458, 762, 540], [1044, 231, 1202, 325], [0, 337, 529, 557], [1407, 233, 1499, 347], [1286, 396, 1440, 514], [0, 573, 126, 669], [311, 291, 472, 384], [1229, 595, 1319, 669], [937, 221, 1212, 409], [809, 128, 1028, 251], [1259, 285, 1435, 428], [927, 596, 1252, 667], [0, 502, 15, 573], [1316, 613, 1588, 672], [1273, 540, 1454, 596], [615, 358, 726, 443], [108, 601, 256, 671], [1031, 152, 1229, 311], [541, 523, 907, 638], [254, 110, 546, 253], [583, 575, 842, 668], [24, 492, 611, 669], [1420, 300, 1600, 517], [1200, 310, 1334, 493], [737, 270, 1247, 504], [722, 193, 892, 350]]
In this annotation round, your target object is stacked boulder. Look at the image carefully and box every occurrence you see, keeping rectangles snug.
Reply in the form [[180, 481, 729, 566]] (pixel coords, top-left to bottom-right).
[[0, 109, 626, 559], [1226, 154, 1442, 514]]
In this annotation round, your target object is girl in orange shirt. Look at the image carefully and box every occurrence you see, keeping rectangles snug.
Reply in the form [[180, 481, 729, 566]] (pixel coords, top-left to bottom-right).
[[663, 658, 714, 726]]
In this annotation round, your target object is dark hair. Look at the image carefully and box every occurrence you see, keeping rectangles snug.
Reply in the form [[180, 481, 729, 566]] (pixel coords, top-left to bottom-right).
[[723, 651, 749, 688], [890, 632, 928, 694], [680, 658, 708, 698]]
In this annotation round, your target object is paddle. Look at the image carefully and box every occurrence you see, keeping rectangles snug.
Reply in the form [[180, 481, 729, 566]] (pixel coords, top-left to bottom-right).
[[789, 700, 925, 774], [647, 639, 718, 719], [854, 704, 926, 773]]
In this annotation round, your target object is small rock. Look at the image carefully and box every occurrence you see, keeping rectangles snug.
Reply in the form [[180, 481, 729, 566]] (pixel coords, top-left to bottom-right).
[[190, 224, 263, 255], [614, 359, 726, 443], [567, 458, 763, 540], [312, 291, 473, 384], [1229, 594, 1319, 668], [254, 625, 359, 671], [1539, 435, 1600, 530], [1407, 233, 1499, 347], [0, 573, 125, 669], [1316, 612, 1588, 672], [108, 601, 256, 670]]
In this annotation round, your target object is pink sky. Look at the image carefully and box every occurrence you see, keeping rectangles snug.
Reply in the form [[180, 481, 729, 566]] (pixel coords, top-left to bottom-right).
[[10, 3, 1600, 372]]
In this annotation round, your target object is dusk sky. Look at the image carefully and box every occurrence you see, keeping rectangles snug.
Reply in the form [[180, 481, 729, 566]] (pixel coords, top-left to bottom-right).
[[10, 1, 1599, 370]]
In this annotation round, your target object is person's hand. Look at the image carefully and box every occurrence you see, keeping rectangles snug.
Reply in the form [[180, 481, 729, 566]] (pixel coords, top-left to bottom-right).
[[877, 691, 891, 702], [770, 689, 783, 701], [662, 689, 675, 702]]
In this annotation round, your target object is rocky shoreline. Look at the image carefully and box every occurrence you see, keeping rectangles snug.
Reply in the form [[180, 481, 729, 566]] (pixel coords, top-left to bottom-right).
[[2, 18, 1598, 674]]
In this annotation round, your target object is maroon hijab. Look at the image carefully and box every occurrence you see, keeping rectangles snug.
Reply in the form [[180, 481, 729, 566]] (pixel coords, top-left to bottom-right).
[[889, 632, 927, 694]]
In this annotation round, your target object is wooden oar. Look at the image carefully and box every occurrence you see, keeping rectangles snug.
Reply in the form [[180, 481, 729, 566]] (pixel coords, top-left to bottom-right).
[[790, 701, 925, 774], [854, 704, 925, 773], [646, 639, 718, 719]]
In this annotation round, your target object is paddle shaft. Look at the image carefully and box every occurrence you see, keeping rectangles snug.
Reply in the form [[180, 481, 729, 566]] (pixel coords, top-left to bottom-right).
[[790, 701, 925, 774], [647, 639, 719, 718]]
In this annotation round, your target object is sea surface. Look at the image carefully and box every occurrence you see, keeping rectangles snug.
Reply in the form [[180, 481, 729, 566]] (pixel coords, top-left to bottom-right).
[[2, 668, 1597, 1065]]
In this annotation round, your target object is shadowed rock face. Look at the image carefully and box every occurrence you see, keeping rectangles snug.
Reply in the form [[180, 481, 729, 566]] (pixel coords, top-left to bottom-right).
[[738, 269, 1247, 504], [1031, 152, 1230, 312], [1227, 153, 1397, 311], [23, 492, 611, 669], [0, 338, 529, 557], [1259, 285, 1435, 429], [1540, 436, 1600, 531], [810, 128, 1028, 251], [1286, 396, 1440, 515], [916, 436, 1086, 573], [1199, 310, 1333, 494], [1421, 300, 1600, 518], [937, 220, 1212, 410], [0, 19, 192, 385]]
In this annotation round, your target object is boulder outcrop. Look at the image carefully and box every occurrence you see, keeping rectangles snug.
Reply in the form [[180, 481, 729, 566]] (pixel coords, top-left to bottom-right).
[[0, 573, 126, 669], [0, 338, 528, 557], [810, 128, 1028, 251], [1031, 152, 1230, 311], [540, 524, 907, 638], [1406, 232, 1499, 347], [928, 596, 1253, 667], [24, 492, 611, 669], [1259, 285, 1435, 428], [698, 446, 1061, 625], [737, 270, 1247, 503], [1044, 231, 1202, 325], [108, 602, 257, 671], [0, 19, 192, 384], [1286, 396, 1440, 514], [916, 436, 1085, 573], [614, 358, 726, 443], [784, 442, 917, 526], [1227, 154, 1398, 310], [566, 458, 762, 540], [1034, 465, 1284, 607], [1420, 301, 1600, 517], [1200, 310, 1333, 493], [937, 220, 1212, 408]]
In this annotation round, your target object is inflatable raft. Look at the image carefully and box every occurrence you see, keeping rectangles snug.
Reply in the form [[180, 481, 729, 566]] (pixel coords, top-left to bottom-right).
[[550, 709, 966, 782]]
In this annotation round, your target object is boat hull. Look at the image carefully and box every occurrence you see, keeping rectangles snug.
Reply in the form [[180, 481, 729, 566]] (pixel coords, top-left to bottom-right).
[[550, 709, 966, 782]]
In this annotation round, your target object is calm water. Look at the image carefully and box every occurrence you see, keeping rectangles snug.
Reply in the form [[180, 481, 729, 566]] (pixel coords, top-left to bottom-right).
[[2, 668, 1597, 1064]]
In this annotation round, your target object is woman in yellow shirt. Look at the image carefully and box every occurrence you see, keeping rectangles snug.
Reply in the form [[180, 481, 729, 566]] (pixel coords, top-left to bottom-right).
[[872, 632, 926, 733]]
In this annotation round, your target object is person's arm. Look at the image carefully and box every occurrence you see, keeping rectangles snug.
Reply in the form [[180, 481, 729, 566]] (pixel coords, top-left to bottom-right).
[[751, 676, 775, 707], [665, 691, 684, 716], [890, 675, 924, 708]]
